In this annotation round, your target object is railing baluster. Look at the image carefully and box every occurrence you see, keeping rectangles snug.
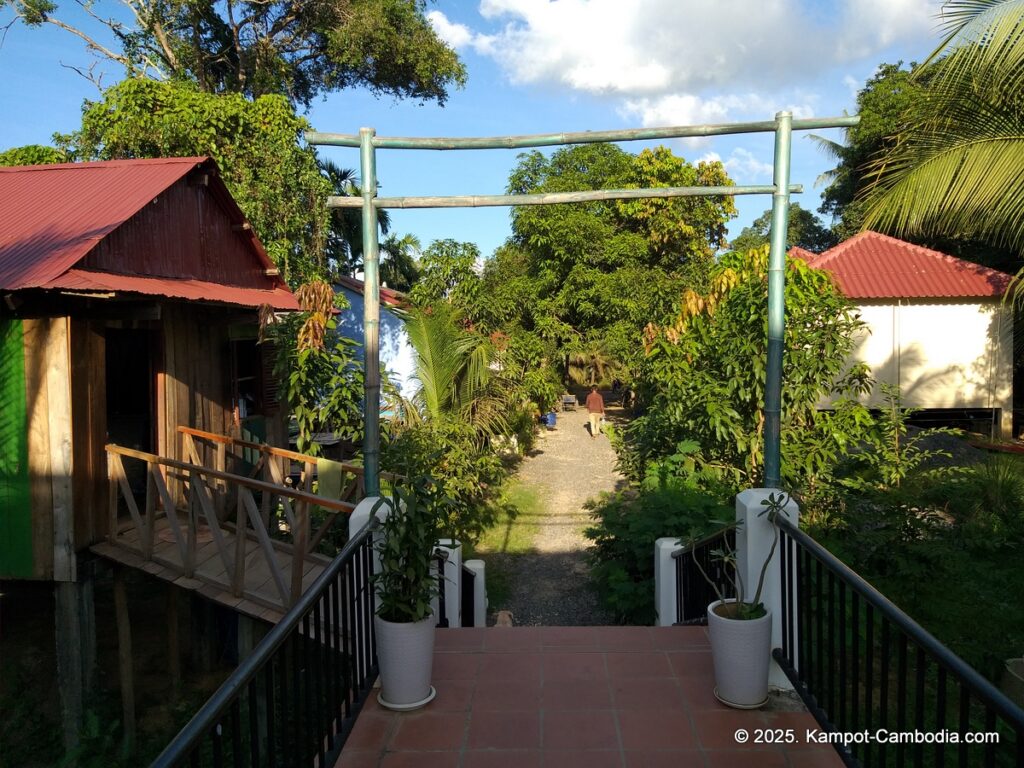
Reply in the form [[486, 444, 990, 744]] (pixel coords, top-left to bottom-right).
[[343, 559, 355, 719], [865, 605, 875, 768], [914, 645, 926, 768], [896, 633, 907, 768], [839, 579, 847, 732], [312, 602, 325, 767], [851, 591, 860, 736], [248, 677, 260, 768], [265, 657, 276, 768], [827, 570, 836, 721], [880, 618, 890, 768], [230, 699, 242, 768], [959, 686, 970, 768], [936, 666, 947, 768]]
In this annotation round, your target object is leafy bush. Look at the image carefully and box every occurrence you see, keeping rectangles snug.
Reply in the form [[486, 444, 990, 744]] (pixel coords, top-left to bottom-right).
[[585, 486, 732, 624], [382, 418, 506, 546]]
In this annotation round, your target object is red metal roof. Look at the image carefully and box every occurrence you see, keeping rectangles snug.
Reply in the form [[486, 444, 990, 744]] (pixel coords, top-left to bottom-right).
[[335, 275, 406, 308], [0, 157, 296, 309], [47, 269, 299, 310], [808, 231, 1012, 299]]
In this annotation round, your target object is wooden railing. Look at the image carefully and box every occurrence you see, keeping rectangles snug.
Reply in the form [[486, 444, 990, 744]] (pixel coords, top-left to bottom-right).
[[106, 444, 357, 609]]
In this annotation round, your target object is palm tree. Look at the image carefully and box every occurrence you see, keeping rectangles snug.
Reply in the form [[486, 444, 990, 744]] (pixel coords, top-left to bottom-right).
[[380, 233, 421, 292], [860, 1, 1024, 257], [566, 338, 622, 388], [400, 305, 510, 438], [320, 159, 391, 278]]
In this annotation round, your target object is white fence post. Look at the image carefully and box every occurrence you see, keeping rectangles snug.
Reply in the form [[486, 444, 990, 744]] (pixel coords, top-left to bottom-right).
[[433, 539, 462, 627], [654, 537, 683, 627], [735, 488, 799, 690], [463, 559, 487, 627]]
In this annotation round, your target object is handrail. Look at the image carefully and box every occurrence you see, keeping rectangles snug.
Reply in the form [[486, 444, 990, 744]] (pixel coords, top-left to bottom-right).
[[671, 522, 738, 559], [106, 443, 356, 514], [177, 425, 401, 483], [774, 515, 1024, 732], [151, 517, 381, 768]]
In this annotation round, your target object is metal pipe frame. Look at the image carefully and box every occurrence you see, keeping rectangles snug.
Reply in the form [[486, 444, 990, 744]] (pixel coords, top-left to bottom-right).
[[309, 113, 859, 494]]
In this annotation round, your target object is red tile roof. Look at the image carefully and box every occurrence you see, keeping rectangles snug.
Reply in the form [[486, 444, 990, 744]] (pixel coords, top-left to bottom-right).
[[0, 157, 298, 310], [806, 231, 1011, 299]]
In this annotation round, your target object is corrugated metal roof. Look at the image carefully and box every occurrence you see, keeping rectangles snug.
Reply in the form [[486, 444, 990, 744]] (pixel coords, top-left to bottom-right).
[[335, 275, 406, 307], [0, 157, 293, 309], [809, 231, 1011, 299], [0, 158, 206, 289], [46, 269, 299, 310]]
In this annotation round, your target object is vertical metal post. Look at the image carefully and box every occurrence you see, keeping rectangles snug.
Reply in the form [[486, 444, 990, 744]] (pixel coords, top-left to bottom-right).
[[359, 127, 381, 495], [764, 111, 792, 490]]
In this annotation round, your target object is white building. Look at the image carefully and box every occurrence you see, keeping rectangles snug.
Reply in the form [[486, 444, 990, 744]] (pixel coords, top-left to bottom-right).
[[796, 231, 1015, 438], [334, 276, 418, 400]]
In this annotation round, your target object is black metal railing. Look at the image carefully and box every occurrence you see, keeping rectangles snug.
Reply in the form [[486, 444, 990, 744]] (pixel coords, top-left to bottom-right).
[[672, 524, 736, 625], [775, 516, 1024, 767], [434, 550, 449, 628], [152, 520, 379, 768]]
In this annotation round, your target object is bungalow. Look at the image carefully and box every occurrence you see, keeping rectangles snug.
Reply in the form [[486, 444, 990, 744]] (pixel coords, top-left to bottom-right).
[[796, 231, 1015, 438], [0, 157, 297, 744]]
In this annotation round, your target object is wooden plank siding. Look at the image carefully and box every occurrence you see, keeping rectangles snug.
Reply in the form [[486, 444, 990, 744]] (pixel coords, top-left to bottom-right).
[[77, 178, 269, 288], [70, 318, 107, 550]]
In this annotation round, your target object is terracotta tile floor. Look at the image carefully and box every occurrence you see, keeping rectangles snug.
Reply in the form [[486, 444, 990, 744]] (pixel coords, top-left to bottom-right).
[[335, 627, 845, 768]]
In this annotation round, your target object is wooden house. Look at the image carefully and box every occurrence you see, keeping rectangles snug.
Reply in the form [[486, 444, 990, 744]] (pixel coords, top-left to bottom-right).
[[0, 157, 298, 583]]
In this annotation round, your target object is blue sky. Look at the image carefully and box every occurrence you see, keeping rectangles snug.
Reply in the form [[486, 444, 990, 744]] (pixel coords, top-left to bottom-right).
[[0, 0, 944, 260]]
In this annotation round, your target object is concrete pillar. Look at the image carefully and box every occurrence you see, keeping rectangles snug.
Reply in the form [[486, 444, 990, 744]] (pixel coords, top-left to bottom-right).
[[735, 489, 799, 690], [654, 537, 683, 627]]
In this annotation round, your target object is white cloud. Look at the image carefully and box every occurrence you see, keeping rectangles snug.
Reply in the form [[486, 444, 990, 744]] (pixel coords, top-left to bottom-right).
[[722, 148, 774, 182], [439, 0, 938, 97], [621, 93, 816, 128], [842, 74, 861, 99], [426, 10, 475, 49]]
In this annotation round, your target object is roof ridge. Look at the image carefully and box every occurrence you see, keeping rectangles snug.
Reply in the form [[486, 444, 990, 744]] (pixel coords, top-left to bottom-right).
[[0, 156, 208, 173]]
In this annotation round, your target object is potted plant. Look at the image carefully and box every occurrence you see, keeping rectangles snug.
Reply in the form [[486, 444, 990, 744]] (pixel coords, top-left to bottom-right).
[[690, 492, 790, 709], [372, 481, 445, 711]]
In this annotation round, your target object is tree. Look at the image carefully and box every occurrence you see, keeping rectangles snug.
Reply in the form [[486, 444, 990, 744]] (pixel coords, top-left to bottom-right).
[[379, 233, 420, 292], [815, 62, 925, 240], [857, 2, 1024, 267], [729, 203, 837, 253], [55, 78, 330, 284], [0, 144, 66, 166], [502, 143, 737, 379], [409, 239, 481, 313], [321, 159, 393, 280], [630, 247, 872, 489], [5, 0, 467, 108]]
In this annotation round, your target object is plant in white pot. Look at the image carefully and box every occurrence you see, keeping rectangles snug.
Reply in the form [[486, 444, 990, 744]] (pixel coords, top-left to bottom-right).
[[689, 492, 791, 709], [372, 481, 445, 711]]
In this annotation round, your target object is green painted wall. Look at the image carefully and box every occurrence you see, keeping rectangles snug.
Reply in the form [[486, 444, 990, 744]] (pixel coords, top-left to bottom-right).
[[0, 318, 33, 578]]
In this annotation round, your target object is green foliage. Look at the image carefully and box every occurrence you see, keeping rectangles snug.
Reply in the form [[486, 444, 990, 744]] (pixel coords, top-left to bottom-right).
[[382, 418, 505, 546], [816, 62, 926, 240], [860, 2, 1024, 260], [373, 480, 445, 623], [496, 143, 737, 382], [8, 0, 466, 108], [59, 79, 331, 285], [628, 247, 872, 489], [265, 296, 364, 456], [585, 486, 732, 624], [729, 203, 837, 253], [409, 239, 481, 313], [0, 144, 66, 166]]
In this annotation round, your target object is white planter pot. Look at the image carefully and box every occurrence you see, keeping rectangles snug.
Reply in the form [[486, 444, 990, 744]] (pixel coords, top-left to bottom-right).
[[374, 614, 437, 711], [706, 599, 772, 709]]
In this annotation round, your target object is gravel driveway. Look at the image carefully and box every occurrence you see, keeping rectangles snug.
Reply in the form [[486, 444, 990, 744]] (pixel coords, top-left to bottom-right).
[[487, 403, 629, 626]]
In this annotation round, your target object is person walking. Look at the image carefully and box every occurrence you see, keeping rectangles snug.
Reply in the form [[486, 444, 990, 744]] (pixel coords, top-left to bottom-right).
[[585, 385, 605, 438]]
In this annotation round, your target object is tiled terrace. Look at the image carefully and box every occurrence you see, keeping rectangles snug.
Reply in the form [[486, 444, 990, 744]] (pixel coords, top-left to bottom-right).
[[336, 626, 844, 768]]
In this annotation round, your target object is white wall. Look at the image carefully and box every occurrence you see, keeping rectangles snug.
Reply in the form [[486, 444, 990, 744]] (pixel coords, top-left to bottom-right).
[[845, 299, 1013, 436], [335, 286, 418, 400]]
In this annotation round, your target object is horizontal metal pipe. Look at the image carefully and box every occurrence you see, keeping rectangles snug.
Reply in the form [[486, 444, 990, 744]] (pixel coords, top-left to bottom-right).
[[306, 116, 859, 150], [775, 517, 1024, 731], [328, 184, 803, 210]]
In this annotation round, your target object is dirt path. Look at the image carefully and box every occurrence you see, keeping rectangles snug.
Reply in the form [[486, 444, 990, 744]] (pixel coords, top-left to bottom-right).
[[488, 403, 629, 626]]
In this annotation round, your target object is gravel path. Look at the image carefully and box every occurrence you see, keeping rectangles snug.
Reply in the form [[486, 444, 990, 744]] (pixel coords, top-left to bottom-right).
[[488, 403, 629, 626]]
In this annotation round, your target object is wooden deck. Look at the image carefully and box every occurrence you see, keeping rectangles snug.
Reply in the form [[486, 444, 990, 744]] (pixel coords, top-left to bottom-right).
[[91, 516, 330, 622], [91, 430, 381, 623]]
